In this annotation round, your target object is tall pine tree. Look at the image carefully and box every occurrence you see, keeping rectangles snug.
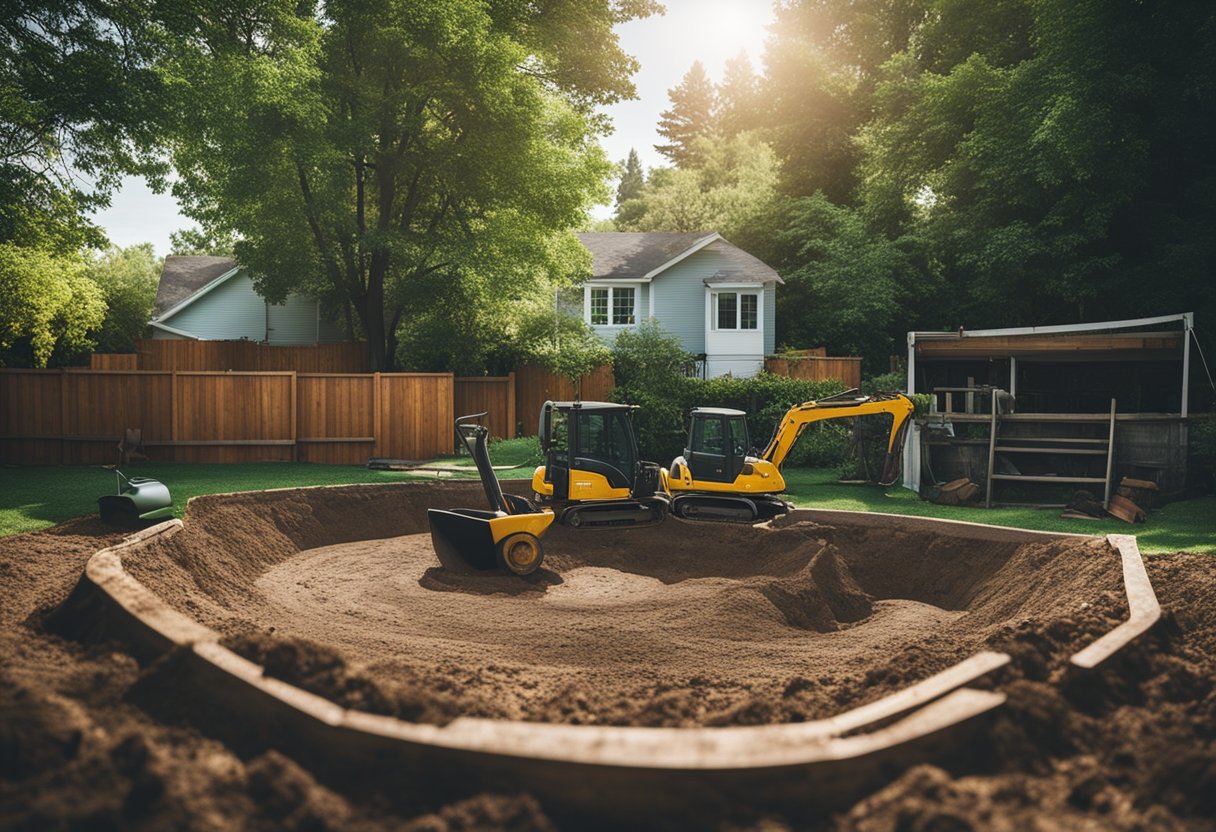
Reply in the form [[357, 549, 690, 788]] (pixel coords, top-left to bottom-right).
[[655, 61, 717, 167], [613, 148, 647, 227], [716, 51, 761, 137]]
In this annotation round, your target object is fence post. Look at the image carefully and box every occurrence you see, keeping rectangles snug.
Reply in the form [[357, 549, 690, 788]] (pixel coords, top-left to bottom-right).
[[507, 371, 517, 438], [290, 371, 298, 462], [170, 369, 178, 462], [373, 371, 381, 459], [59, 368, 68, 464]]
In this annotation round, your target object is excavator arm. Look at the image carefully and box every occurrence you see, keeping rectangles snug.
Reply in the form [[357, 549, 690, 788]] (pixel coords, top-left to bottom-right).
[[761, 392, 916, 486]]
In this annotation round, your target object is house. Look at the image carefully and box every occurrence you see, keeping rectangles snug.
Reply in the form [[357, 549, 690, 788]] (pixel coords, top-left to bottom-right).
[[575, 232, 783, 378], [150, 256, 345, 344]]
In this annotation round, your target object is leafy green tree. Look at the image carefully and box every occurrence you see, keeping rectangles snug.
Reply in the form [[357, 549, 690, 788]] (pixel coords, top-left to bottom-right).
[[0, 243, 105, 366], [763, 0, 927, 201], [656, 61, 718, 167], [764, 194, 910, 373], [858, 0, 1216, 330], [160, 0, 656, 371], [86, 243, 161, 353], [1, 0, 162, 249], [169, 227, 236, 257], [619, 132, 779, 240], [516, 304, 610, 399]]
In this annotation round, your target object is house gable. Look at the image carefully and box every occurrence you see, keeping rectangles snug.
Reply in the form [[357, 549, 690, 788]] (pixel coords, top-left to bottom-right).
[[151, 257, 345, 345]]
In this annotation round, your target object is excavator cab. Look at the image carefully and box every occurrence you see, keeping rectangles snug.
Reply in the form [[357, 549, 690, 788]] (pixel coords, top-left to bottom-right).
[[685, 408, 751, 484], [532, 401, 666, 527]]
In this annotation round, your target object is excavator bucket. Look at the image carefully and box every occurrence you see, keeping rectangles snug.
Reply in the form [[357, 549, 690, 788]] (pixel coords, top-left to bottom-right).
[[427, 415, 554, 576], [427, 508, 501, 573]]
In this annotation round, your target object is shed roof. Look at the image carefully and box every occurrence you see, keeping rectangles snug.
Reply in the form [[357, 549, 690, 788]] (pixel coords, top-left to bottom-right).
[[910, 314, 1191, 362], [153, 256, 239, 318]]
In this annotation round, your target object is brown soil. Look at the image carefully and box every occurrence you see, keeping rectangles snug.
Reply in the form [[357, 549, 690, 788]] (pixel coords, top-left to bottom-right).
[[2, 479, 1215, 831]]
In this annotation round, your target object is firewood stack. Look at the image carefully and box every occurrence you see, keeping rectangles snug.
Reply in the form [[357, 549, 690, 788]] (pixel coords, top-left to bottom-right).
[[1063, 477, 1156, 523], [1108, 477, 1158, 524]]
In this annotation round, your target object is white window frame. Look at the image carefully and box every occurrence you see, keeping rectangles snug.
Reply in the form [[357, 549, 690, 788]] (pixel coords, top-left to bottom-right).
[[710, 289, 760, 331], [584, 283, 640, 327]]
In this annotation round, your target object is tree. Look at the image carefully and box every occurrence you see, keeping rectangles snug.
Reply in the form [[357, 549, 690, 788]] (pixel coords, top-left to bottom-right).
[[619, 132, 779, 240], [161, 0, 657, 371], [0, 243, 105, 366], [169, 227, 236, 257], [613, 148, 647, 228], [516, 303, 610, 400], [86, 243, 161, 353], [716, 51, 761, 137], [762, 0, 928, 201], [763, 194, 910, 373], [1, 0, 162, 250], [655, 61, 718, 167]]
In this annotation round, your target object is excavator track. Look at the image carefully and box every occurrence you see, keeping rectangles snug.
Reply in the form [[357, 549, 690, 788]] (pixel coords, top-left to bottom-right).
[[559, 498, 667, 529], [671, 493, 790, 523]]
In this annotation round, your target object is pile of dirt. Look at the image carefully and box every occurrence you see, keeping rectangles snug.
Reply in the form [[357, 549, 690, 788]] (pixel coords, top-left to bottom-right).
[[3, 481, 1214, 830]]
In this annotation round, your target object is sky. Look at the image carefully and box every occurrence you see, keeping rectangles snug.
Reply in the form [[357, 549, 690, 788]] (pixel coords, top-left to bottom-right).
[[90, 0, 776, 254]]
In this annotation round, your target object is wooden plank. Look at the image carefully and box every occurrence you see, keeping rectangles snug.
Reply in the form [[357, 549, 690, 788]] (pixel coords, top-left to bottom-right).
[[985, 389, 998, 507], [987, 476, 1113, 484], [916, 334, 1181, 357], [993, 446, 1108, 455], [1103, 398, 1117, 509], [1071, 535, 1160, 669]]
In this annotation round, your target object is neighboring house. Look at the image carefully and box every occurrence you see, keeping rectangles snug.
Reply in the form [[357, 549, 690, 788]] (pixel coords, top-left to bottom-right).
[[576, 232, 783, 378], [150, 256, 345, 344]]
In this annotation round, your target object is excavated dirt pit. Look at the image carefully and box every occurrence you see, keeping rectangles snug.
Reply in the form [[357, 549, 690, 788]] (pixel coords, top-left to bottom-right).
[[4, 479, 1216, 830], [119, 481, 1130, 728]]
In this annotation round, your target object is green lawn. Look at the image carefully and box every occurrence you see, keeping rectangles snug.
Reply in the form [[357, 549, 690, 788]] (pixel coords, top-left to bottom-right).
[[1, 457, 1211, 554], [780, 468, 1215, 555]]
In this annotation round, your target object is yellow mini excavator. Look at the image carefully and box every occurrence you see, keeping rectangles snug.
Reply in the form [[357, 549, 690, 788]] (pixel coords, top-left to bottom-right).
[[666, 391, 916, 521], [530, 400, 669, 528], [427, 414, 555, 576]]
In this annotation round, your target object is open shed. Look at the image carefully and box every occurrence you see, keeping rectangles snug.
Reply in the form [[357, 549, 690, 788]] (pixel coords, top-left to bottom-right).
[[903, 313, 1195, 503]]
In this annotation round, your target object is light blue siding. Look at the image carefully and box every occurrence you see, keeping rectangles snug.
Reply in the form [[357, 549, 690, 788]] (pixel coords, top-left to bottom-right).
[[764, 284, 776, 355], [159, 269, 342, 344], [164, 271, 267, 340]]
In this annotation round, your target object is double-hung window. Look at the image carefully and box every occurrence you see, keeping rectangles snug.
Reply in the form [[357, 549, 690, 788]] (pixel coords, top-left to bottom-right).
[[715, 292, 758, 330], [588, 286, 636, 326]]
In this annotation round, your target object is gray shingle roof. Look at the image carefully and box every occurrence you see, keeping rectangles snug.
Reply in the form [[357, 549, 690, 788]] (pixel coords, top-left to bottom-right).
[[153, 256, 239, 318], [575, 232, 782, 284], [576, 232, 714, 279]]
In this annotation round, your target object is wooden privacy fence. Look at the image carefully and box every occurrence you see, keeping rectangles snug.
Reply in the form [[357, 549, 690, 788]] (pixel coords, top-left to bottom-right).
[[130, 339, 369, 372], [514, 363, 616, 437], [0, 370, 453, 466], [764, 355, 862, 388]]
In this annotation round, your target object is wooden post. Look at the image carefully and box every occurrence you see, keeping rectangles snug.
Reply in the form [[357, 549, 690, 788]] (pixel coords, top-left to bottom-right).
[[170, 370, 178, 462], [290, 371, 298, 462], [59, 368, 68, 464], [507, 372, 517, 438], [372, 372, 381, 459], [1103, 398, 1117, 509], [985, 388, 998, 508]]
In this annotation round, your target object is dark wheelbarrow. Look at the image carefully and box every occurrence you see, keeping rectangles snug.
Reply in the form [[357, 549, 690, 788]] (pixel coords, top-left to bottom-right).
[[98, 468, 174, 527]]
